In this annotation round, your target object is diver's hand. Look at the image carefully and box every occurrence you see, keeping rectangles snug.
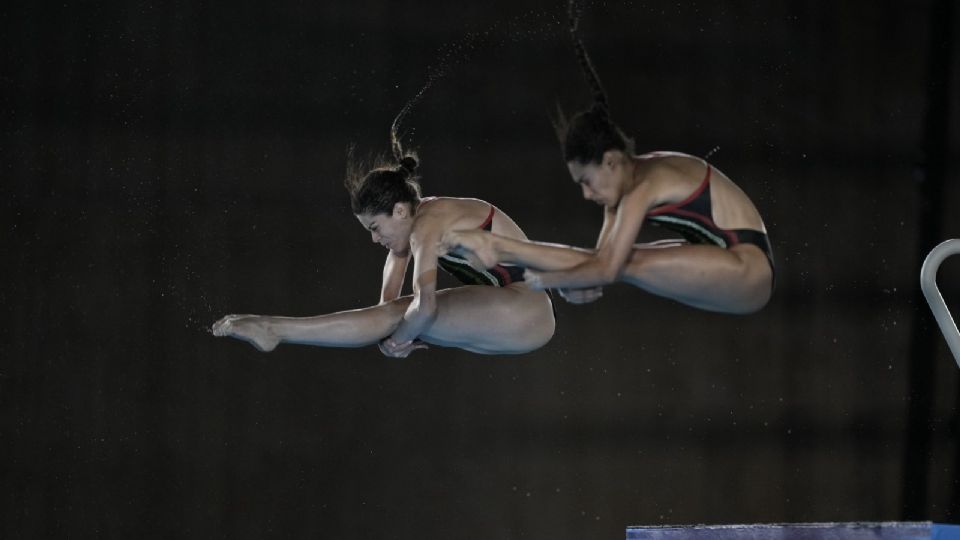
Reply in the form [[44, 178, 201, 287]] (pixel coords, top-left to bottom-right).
[[440, 230, 499, 270], [378, 337, 429, 358], [558, 287, 604, 304], [522, 269, 547, 291]]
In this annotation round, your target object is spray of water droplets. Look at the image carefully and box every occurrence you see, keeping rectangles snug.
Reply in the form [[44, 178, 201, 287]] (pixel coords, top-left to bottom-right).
[[386, 4, 597, 146]]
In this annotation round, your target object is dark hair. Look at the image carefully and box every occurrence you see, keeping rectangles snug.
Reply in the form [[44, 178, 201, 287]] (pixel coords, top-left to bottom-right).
[[344, 106, 422, 216], [554, 0, 634, 165]]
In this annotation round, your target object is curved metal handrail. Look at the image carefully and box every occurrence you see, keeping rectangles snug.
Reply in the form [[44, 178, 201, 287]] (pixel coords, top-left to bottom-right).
[[921, 239, 960, 368]]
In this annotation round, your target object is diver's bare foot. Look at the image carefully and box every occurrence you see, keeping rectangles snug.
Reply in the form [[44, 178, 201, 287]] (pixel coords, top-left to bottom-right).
[[211, 315, 281, 352], [440, 230, 500, 270]]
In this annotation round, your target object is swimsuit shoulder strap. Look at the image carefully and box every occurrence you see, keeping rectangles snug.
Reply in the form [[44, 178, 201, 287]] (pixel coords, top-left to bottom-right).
[[479, 204, 495, 231], [648, 165, 712, 217]]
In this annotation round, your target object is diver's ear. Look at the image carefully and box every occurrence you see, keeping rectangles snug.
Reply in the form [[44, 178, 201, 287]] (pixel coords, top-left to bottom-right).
[[393, 201, 411, 219], [602, 149, 626, 171]]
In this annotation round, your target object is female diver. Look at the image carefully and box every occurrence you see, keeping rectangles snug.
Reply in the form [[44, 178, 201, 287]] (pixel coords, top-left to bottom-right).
[[212, 120, 555, 358], [442, 2, 774, 314]]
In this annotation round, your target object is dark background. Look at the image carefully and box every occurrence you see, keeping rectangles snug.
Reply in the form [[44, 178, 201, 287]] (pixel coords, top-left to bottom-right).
[[3, 1, 960, 538]]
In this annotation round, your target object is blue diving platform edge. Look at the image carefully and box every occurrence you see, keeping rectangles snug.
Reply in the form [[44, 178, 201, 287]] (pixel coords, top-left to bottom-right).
[[626, 522, 960, 540]]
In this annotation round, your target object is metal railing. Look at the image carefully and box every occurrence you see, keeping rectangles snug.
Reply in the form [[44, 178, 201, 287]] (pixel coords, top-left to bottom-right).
[[920, 239, 960, 368]]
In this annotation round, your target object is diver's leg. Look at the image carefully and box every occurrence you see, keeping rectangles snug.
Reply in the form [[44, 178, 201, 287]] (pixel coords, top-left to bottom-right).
[[419, 284, 555, 354], [212, 284, 556, 355], [212, 298, 411, 352], [620, 243, 772, 314]]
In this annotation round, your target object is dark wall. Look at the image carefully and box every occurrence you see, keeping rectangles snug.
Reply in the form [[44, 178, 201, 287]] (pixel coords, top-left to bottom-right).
[[3, 1, 960, 538]]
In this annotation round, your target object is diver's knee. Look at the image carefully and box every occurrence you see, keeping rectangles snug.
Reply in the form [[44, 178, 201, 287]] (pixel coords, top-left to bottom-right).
[[734, 276, 772, 314]]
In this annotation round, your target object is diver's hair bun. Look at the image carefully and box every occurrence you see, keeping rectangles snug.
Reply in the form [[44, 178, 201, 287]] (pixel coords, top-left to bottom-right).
[[399, 155, 419, 175]]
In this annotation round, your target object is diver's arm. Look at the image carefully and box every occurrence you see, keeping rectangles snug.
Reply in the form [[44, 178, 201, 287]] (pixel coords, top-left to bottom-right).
[[384, 221, 440, 346], [555, 206, 617, 302], [595, 205, 617, 249], [530, 178, 659, 289], [380, 250, 411, 303]]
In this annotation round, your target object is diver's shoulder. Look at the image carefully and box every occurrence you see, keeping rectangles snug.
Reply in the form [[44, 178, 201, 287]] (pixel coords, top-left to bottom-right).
[[418, 196, 490, 213]]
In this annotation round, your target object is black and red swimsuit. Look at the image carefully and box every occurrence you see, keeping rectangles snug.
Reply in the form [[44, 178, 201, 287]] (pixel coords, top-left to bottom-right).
[[646, 164, 775, 273], [437, 205, 527, 287]]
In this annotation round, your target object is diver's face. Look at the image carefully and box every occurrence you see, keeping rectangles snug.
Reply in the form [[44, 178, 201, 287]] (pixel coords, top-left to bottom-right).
[[567, 152, 627, 207], [356, 203, 414, 255]]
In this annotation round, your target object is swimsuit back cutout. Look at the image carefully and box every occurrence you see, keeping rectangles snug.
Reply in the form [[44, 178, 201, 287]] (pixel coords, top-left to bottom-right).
[[645, 164, 775, 272], [646, 166, 738, 248], [438, 205, 526, 287]]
